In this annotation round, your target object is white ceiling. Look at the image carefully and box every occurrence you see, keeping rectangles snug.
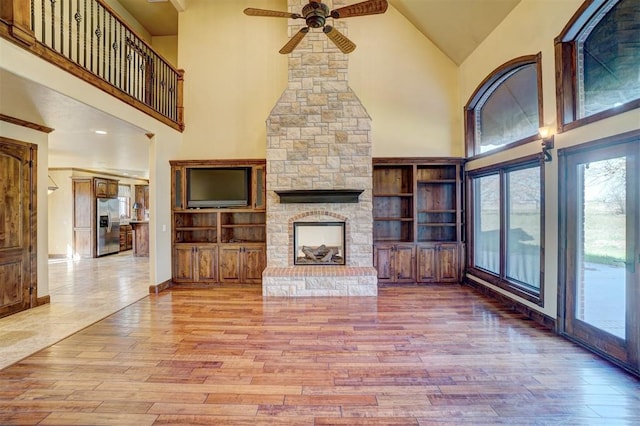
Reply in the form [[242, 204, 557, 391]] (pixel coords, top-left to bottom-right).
[[1, 0, 520, 179]]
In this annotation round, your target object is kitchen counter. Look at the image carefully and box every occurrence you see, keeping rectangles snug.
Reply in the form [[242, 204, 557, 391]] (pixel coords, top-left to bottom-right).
[[129, 221, 149, 257]]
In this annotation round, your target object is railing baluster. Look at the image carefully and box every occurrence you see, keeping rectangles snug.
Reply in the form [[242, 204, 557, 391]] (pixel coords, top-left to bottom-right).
[[101, 7, 108, 79], [50, 0, 55, 49], [60, 0, 64, 56], [25, 0, 181, 124], [31, 0, 35, 32], [89, 0, 93, 72]]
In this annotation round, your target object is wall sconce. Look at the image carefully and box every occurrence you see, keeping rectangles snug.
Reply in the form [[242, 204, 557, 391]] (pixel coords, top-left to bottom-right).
[[47, 175, 59, 195], [539, 126, 555, 162]]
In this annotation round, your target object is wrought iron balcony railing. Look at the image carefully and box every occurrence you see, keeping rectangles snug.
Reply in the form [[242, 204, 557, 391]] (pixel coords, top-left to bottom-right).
[[1, 0, 184, 131]]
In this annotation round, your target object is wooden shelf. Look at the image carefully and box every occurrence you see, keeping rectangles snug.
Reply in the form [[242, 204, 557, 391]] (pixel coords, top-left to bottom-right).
[[171, 160, 267, 285], [373, 158, 464, 284]]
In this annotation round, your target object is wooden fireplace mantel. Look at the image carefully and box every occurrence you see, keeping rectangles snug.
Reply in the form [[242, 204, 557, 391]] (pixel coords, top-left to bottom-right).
[[275, 189, 364, 204]]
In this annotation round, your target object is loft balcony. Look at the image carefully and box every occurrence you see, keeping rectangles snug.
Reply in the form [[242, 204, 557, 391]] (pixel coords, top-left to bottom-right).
[[0, 0, 184, 131]]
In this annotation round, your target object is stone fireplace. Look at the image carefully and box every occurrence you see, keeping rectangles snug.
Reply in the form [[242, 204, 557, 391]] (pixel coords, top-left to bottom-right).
[[262, 0, 378, 296]]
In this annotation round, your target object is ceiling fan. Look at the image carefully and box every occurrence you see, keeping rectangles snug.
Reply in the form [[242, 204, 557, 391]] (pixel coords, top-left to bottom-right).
[[244, 0, 388, 54]]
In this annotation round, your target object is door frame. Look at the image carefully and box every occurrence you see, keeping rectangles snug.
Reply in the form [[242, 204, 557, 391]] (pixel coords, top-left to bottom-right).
[[0, 136, 37, 317], [558, 129, 640, 374]]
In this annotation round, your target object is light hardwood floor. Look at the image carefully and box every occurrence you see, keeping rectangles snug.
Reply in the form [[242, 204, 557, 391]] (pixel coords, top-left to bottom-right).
[[1, 276, 639, 424]]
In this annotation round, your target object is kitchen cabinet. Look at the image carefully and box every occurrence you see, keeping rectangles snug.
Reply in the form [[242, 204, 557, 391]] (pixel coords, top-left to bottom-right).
[[73, 176, 119, 258], [95, 178, 118, 198], [130, 221, 149, 257], [134, 184, 149, 220], [119, 224, 133, 251]]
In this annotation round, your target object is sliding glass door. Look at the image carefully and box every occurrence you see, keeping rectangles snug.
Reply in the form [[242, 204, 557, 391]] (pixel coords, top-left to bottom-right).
[[561, 135, 639, 373]]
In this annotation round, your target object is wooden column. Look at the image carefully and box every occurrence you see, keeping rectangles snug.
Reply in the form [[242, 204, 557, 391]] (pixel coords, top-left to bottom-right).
[[0, 0, 35, 46]]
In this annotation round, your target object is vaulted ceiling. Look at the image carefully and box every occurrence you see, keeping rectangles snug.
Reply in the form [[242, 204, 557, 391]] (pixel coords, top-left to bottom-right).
[[2, 0, 521, 178], [119, 0, 521, 65]]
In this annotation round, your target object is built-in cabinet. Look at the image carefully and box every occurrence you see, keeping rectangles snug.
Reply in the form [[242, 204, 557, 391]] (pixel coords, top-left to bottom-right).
[[73, 176, 119, 258], [119, 224, 133, 251], [373, 158, 464, 284], [94, 178, 118, 198], [170, 160, 266, 285], [134, 184, 149, 220]]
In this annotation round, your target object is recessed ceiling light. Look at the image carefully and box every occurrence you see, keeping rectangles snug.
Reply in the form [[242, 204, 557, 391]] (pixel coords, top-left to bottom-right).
[[95, 130, 107, 135]]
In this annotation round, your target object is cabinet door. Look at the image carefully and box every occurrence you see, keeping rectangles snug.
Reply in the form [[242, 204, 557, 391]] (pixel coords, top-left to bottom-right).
[[395, 244, 416, 282], [417, 244, 437, 283], [373, 245, 394, 282], [107, 180, 119, 198], [219, 245, 242, 283], [94, 179, 108, 198], [253, 165, 266, 210], [243, 245, 266, 283], [173, 167, 184, 210], [437, 243, 459, 283], [195, 245, 218, 282], [173, 245, 195, 282], [73, 179, 94, 258]]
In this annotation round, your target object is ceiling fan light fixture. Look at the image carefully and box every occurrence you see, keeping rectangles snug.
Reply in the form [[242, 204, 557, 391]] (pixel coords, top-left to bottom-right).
[[244, 0, 388, 54]]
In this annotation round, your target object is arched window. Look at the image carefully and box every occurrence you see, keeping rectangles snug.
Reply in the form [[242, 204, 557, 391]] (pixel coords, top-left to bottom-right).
[[465, 54, 543, 157], [556, 0, 640, 131]]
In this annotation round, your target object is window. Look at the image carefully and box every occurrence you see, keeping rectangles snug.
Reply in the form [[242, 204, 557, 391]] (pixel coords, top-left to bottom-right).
[[118, 184, 131, 218], [556, 0, 640, 130], [467, 157, 544, 304], [465, 54, 543, 157]]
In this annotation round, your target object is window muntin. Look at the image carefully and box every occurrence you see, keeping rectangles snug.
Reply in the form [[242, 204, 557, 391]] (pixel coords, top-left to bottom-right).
[[506, 167, 541, 290], [464, 54, 542, 158], [477, 64, 540, 153], [118, 184, 131, 218], [473, 174, 500, 274], [578, 0, 640, 119], [468, 159, 544, 303], [556, 0, 640, 130]]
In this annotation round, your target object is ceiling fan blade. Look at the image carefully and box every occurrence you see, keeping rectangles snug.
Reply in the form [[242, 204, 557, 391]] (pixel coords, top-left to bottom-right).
[[323, 26, 356, 54], [244, 8, 301, 19], [330, 0, 388, 19], [279, 27, 309, 54]]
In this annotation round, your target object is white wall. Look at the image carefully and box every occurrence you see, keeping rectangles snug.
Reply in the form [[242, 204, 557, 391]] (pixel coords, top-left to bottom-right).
[[350, 4, 461, 157], [178, 0, 460, 160], [1, 36, 182, 288], [459, 0, 640, 317]]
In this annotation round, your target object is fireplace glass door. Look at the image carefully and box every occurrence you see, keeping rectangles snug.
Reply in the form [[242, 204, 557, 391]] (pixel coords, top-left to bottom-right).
[[294, 222, 345, 265]]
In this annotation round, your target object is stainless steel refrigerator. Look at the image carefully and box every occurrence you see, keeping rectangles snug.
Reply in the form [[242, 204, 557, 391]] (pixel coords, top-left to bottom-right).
[[97, 198, 120, 256]]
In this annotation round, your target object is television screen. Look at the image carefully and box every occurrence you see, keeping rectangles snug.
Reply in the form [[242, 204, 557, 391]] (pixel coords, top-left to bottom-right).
[[187, 167, 250, 208]]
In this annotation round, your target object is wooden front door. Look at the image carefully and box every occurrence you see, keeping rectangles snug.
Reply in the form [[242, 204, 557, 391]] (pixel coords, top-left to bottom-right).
[[0, 137, 36, 318]]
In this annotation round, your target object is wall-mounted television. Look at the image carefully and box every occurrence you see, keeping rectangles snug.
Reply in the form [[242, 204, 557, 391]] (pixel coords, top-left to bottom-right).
[[187, 167, 251, 208]]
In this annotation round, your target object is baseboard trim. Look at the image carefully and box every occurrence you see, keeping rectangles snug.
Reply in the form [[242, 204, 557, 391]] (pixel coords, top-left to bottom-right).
[[35, 295, 51, 307], [149, 279, 173, 294], [463, 277, 556, 330]]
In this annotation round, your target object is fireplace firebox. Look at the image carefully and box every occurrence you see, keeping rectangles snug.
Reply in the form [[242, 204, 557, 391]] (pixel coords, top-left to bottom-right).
[[293, 222, 345, 265]]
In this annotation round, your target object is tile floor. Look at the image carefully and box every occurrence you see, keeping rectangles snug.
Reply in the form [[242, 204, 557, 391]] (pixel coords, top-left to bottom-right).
[[0, 252, 150, 370]]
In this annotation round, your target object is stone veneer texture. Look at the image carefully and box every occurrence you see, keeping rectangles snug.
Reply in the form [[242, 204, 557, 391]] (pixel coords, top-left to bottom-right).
[[263, 0, 377, 297]]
